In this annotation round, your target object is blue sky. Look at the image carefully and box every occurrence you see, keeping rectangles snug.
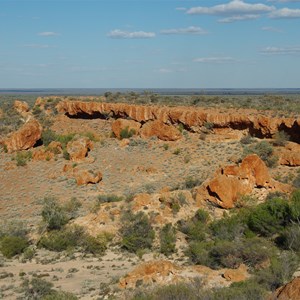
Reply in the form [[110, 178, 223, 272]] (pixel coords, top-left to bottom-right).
[[0, 0, 300, 88]]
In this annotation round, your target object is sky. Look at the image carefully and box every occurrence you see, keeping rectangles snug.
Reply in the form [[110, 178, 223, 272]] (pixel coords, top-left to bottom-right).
[[0, 0, 300, 89]]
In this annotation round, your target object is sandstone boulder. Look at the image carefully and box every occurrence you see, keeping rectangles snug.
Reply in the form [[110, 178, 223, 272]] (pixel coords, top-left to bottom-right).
[[223, 264, 248, 282], [201, 154, 289, 209], [73, 169, 102, 185], [140, 120, 181, 141], [32, 148, 54, 161], [47, 141, 62, 154], [279, 142, 300, 166], [111, 118, 141, 139], [119, 260, 181, 289], [3, 119, 43, 152], [13, 100, 29, 115], [66, 137, 93, 162], [270, 277, 300, 300]]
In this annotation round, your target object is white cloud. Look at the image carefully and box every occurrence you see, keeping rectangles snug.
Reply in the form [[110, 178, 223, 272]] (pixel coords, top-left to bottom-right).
[[261, 46, 300, 54], [186, 1, 275, 16], [107, 29, 155, 39], [194, 57, 237, 63], [38, 32, 60, 36], [269, 8, 300, 18], [218, 14, 259, 23], [160, 26, 207, 35], [157, 68, 172, 73], [261, 26, 283, 32]]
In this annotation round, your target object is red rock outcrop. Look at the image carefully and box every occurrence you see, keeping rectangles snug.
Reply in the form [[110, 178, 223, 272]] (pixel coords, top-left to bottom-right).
[[140, 120, 181, 141], [279, 142, 300, 166], [73, 169, 102, 185], [223, 264, 248, 282], [2, 119, 43, 152], [111, 118, 141, 139], [32, 148, 54, 161], [13, 100, 29, 115], [270, 277, 300, 300], [119, 261, 181, 289], [56, 100, 300, 141], [198, 154, 290, 209], [66, 137, 93, 162]]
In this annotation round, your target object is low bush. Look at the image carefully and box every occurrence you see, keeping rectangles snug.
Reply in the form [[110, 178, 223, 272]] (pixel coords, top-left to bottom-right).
[[240, 134, 254, 145], [277, 224, 300, 252], [120, 211, 155, 253], [0, 235, 29, 258], [160, 224, 176, 256], [272, 131, 290, 147], [120, 126, 136, 139], [247, 198, 290, 237], [14, 151, 32, 166]]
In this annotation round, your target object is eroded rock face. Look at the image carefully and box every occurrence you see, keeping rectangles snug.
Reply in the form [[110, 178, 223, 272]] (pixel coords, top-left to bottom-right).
[[140, 120, 181, 141], [14, 100, 29, 115], [73, 169, 102, 185], [111, 118, 141, 139], [198, 154, 290, 209], [270, 277, 300, 300], [279, 142, 300, 166], [56, 100, 300, 142], [66, 137, 93, 162], [2, 119, 43, 152]]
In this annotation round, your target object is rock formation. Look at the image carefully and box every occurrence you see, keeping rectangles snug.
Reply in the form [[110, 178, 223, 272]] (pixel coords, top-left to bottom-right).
[[140, 120, 181, 141], [56, 100, 300, 142], [270, 277, 300, 300], [66, 137, 93, 162], [2, 119, 43, 152], [13, 100, 29, 115], [73, 169, 102, 185], [279, 142, 300, 166], [111, 118, 141, 139], [197, 154, 290, 209]]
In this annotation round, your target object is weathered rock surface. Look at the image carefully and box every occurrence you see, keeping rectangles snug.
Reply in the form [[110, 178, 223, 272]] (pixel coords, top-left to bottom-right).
[[32, 148, 54, 161], [73, 169, 102, 185], [197, 154, 290, 209], [66, 137, 93, 162], [2, 119, 43, 152], [223, 264, 248, 282], [56, 100, 300, 141], [279, 142, 300, 166], [270, 277, 300, 300], [111, 118, 141, 139], [140, 120, 181, 141], [14, 100, 29, 115]]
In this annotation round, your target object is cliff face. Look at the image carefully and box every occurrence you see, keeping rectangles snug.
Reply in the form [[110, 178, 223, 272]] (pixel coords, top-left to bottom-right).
[[56, 101, 300, 142]]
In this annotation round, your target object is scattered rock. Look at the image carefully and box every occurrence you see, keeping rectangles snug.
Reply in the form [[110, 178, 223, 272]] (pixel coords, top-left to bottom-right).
[[32, 148, 54, 161], [2, 119, 43, 152], [140, 120, 181, 141], [73, 169, 102, 185], [66, 137, 93, 162]]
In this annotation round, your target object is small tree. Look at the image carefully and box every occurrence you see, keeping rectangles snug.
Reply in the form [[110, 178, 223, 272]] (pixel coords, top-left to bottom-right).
[[160, 223, 176, 256]]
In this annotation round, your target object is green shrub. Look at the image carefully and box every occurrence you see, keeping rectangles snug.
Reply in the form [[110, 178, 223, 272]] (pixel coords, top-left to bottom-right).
[[183, 176, 202, 189], [41, 197, 69, 230], [187, 241, 213, 266], [240, 134, 254, 145], [42, 291, 78, 300], [293, 174, 300, 189], [277, 224, 300, 252], [273, 131, 290, 147], [22, 278, 54, 299], [14, 151, 32, 166], [160, 224, 176, 256], [0, 236, 29, 258], [247, 198, 290, 237], [120, 126, 136, 139], [290, 190, 300, 220], [120, 211, 155, 253], [243, 141, 277, 167]]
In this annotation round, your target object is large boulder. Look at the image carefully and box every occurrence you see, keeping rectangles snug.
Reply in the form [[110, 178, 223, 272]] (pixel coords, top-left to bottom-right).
[[2, 119, 42, 152], [111, 118, 141, 139], [140, 120, 181, 141], [73, 169, 102, 185], [66, 137, 93, 162], [13, 100, 29, 115], [270, 277, 300, 300], [200, 154, 289, 209], [279, 142, 300, 166]]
